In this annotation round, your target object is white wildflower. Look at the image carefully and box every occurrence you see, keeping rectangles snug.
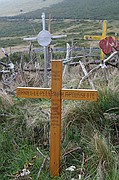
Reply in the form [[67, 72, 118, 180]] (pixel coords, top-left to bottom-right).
[[20, 168, 30, 177], [78, 174, 82, 179], [66, 165, 76, 171]]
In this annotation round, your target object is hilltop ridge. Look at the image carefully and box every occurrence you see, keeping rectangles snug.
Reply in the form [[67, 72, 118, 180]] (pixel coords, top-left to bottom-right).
[[0, 0, 119, 20], [0, 0, 63, 17], [16, 0, 119, 20]]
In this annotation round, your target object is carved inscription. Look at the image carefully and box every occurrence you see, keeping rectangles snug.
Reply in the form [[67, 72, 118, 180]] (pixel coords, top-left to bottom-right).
[[62, 89, 97, 101], [50, 61, 62, 129], [51, 91, 61, 97], [51, 100, 61, 127], [16, 87, 51, 99], [52, 70, 61, 81]]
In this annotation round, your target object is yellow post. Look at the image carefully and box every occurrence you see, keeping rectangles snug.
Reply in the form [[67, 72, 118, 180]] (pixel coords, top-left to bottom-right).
[[49, 60, 62, 176], [100, 20, 107, 60], [84, 20, 107, 60]]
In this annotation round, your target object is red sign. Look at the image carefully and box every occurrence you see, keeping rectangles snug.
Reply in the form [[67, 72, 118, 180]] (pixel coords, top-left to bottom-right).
[[99, 36, 119, 55]]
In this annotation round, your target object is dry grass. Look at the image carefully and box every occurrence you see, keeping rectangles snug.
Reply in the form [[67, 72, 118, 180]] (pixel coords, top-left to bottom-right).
[[107, 69, 119, 93], [23, 101, 50, 128], [63, 65, 83, 89], [0, 89, 14, 108]]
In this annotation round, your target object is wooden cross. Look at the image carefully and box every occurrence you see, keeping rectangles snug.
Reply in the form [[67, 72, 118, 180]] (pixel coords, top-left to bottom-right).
[[84, 20, 107, 60], [84, 20, 119, 60], [16, 60, 98, 177], [24, 12, 67, 87]]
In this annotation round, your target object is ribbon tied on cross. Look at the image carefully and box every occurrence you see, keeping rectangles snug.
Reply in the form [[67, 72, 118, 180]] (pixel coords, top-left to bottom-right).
[[99, 36, 119, 55]]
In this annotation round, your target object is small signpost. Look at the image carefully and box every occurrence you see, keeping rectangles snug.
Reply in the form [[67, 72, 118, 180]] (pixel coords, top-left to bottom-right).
[[16, 60, 98, 177]]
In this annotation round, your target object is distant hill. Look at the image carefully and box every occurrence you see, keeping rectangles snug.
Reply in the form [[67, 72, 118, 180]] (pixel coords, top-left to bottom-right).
[[16, 0, 119, 20], [0, 0, 119, 20], [0, 0, 63, 17]]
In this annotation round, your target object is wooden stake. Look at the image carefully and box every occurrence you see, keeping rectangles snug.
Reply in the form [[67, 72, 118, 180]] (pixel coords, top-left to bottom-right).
[[50, 60, 62, 176]]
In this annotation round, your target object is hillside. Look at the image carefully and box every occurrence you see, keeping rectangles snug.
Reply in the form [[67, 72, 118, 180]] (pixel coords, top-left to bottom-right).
[[0, 0, 118, 50], [16, 0, 119, 20], [0, 0, 63, 17], [0, 0, 119, 20]]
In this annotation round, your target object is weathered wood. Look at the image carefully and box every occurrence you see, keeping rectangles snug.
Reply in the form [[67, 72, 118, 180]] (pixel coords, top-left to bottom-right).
[[23, 12, 67, 87], [23, 68, 51, 72], [78, 51, 118, 85], [63, 43, 71, 77], [78, 61, 95, 89], [68, 60, 100, 66]]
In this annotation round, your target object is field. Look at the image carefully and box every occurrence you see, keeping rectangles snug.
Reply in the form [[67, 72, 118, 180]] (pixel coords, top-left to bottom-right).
[[0, 18, 119, 58]]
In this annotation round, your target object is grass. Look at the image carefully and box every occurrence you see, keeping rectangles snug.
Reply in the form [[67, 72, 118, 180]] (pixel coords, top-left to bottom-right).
[[0, 68, 119, 179], [60, 87, 119, 179], [0, 96, 47, 179]]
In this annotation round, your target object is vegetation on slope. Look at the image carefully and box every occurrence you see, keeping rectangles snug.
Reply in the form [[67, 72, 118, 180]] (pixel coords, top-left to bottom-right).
[[0, 0, 63, 17], [0, 18, 118, 49], [0, 0, 119, 20], [0, 70, 119, 179], [15, 0, 119, 20]]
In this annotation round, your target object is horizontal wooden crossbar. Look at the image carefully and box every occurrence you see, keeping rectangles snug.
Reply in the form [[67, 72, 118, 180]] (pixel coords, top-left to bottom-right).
[[16, 87, 97, 101]]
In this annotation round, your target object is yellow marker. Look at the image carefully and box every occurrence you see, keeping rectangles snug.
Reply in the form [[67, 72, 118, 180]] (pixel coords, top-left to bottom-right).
[[16, 60, 98, 177], [84, 20, 119, 60]]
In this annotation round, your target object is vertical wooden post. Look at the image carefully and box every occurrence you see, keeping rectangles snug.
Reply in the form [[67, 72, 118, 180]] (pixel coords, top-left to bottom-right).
[[50, 60, 62, 176]]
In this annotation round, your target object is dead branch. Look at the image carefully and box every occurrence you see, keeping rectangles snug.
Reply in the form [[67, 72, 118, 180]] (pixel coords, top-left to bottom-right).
[[62, 147, 81, 157], [36, 157, 47, 180]]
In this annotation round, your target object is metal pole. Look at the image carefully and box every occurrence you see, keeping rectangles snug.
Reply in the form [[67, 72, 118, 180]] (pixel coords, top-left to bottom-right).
[[42, 12, 48, 87], [42, 12, 46, 31]]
